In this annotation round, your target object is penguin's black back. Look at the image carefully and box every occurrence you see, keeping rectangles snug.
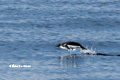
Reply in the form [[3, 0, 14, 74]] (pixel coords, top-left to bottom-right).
[[62, 41, 86, 50]]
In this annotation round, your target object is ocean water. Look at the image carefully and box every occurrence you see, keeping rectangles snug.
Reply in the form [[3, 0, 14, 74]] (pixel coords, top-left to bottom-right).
[[0, 0, 120, 80]]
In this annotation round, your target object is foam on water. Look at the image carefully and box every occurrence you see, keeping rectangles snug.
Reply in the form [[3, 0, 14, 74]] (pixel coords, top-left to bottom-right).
[[81, 49, 96, 55], [80, 47, 96, 55], [64, 46, 96, 55]]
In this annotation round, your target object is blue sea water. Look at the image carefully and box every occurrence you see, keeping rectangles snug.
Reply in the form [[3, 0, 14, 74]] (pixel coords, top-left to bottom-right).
[[0, 0, 120, 80]]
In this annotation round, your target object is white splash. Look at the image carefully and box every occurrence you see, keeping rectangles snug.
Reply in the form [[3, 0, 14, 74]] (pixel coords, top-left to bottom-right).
[[67, 46, 96, 55], [80, 47, 96, 55]]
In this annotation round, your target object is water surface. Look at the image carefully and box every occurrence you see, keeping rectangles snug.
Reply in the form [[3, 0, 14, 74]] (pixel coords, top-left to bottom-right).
[[0, 0, 120, 80]]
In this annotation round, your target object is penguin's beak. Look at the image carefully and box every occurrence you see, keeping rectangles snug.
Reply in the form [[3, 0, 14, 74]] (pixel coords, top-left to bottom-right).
[[55, 44, 61, 47]]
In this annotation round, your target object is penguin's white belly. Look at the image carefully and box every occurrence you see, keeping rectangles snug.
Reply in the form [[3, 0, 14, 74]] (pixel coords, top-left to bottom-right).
[[60, 46, 68, 50]]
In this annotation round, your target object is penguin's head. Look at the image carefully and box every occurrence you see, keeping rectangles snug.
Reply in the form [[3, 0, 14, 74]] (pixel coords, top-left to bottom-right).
[[55, 44, 61, 47]]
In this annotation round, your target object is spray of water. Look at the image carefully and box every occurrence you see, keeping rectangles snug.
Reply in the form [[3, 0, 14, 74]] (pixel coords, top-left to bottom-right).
[[80, 47, 96, 55], [67, 46, 96, 55]]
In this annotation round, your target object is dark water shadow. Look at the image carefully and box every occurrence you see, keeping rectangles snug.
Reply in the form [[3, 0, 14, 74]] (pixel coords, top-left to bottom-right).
[[96, 53, 120, 56]]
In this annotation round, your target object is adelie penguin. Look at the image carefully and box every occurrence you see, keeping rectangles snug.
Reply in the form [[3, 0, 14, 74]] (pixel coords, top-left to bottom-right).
[[56, 41, 87, 51], [56, 41, 120, 56]]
